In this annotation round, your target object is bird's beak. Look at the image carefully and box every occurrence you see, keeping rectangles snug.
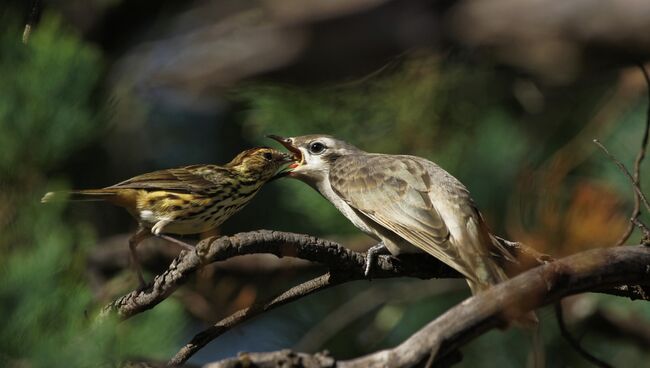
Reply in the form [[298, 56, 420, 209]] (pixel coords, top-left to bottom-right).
[[280, 152, 295, 164], [269, 152, 297, 182], [267, 135, 303, 168]]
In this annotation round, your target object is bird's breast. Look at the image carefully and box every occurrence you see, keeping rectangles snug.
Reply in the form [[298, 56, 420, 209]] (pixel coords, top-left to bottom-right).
[[133, 186, 260, 235], [314, 178, 377, 236]]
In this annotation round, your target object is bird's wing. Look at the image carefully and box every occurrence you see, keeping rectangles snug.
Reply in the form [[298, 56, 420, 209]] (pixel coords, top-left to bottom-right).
[[330, 154, 480, 279], [108, 165, 229, 193]]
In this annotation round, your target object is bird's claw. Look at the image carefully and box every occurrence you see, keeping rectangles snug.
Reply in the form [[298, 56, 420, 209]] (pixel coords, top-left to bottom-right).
[[364, 257, 373, 279], [364, 242, 390, 280]]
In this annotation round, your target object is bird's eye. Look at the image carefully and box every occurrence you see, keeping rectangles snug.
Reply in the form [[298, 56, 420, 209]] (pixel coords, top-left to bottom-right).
[[309, 141, 326, 154], [263, 152, 273, 161]]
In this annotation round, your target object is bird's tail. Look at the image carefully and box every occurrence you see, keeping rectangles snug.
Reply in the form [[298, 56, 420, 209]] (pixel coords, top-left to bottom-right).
[[465, 212, 513, 294], [41, 189, 118, 203], [465, 262, 509, 294], [466, 260, 539, 328], [467, 214, 540, 328]]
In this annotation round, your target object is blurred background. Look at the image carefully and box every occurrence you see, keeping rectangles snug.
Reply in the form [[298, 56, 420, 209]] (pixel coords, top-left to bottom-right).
[[2, 0, 650, 367]]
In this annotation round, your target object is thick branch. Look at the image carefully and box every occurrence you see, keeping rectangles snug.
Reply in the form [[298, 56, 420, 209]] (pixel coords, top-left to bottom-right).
[[203, 245, 650, 368]]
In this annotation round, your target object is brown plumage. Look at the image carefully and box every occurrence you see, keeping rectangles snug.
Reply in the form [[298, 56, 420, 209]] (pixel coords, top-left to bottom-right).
[[42, 147, 293, 286]]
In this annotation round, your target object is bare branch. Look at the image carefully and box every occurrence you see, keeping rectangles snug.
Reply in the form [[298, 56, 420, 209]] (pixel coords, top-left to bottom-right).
[[202, 350, 335, 368], [555, 302, 612, 368], [200, 245, 650, 368], [98, 230, 649, 366], [101, 230, 461, 320], [617, 63, 650, 245], [168, 273, 340, 366], [593, 139, 650, 214]]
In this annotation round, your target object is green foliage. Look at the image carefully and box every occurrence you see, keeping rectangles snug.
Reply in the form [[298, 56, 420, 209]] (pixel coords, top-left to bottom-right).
[[0, 12, 185, 367], [0, 202, 185, 367], [0, 15, 103, 180]]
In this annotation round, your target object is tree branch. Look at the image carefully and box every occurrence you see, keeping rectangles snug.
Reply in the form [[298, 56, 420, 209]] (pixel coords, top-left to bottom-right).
[[101, 230, 461, 320], [201, 245, 650, 368], [99, 230, 650, 366], [168, 273, 339, 366]]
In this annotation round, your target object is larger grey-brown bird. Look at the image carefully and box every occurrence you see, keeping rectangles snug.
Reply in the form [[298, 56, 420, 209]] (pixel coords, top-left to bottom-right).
[[269, 134, 519, 295]]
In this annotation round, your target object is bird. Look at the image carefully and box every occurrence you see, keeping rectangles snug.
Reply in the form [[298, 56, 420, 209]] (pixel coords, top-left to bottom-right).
[[268, 134, 520, 296], [42, 147, 294, 286]]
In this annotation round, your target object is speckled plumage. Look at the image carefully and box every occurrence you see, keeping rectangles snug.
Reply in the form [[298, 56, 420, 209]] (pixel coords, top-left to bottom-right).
[[42, 147, 293, 285]]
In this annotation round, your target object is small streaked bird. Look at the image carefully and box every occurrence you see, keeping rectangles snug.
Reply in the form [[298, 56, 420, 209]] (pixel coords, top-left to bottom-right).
[[269, 134, 519, 296], [42, 147, 293, 286]]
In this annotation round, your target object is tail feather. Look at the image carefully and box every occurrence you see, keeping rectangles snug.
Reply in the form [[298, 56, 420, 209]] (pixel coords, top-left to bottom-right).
[[41, 189, 118, 203], [467, 273, 539, 328], [466, 216, 539, 328]]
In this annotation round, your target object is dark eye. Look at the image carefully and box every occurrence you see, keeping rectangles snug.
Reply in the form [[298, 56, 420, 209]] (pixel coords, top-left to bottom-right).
[[309, 141, 326, 154], [263, 152, 273, 160]]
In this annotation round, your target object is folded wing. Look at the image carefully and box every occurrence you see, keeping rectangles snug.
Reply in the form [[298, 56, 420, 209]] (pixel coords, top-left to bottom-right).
[[108, 165, 230, 193], [330, 154, 479, 280]]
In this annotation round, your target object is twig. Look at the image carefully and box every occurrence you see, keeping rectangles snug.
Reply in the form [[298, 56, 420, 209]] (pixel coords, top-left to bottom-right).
[[168, 273, 341, 366], [201, 245, 650, 368], [592, 139, 650, 214], [580, 86, 650, 364], [616, 63, 650, 245], [22, 0, 42, 44], [554, 302, 613, 368], [632, 218, 650, 245]]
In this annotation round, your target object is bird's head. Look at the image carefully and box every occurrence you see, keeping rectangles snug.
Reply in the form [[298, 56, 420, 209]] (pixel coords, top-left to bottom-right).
[[227, 147, 295, 181], [268, 134, 361, 184]]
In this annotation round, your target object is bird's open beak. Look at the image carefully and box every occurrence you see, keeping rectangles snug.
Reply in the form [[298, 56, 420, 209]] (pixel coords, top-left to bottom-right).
[[267, 135, 303, 169]]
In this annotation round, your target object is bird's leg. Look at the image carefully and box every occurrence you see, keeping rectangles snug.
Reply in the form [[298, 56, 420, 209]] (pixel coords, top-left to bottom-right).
[[129, 226, 152, 288], [157, 234, 194, 251], [151, 220, 194, 251], [365, 242, 390, 279]]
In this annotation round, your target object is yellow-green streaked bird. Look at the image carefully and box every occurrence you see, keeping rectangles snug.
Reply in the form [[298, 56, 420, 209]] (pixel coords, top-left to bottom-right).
[[42, 147, 294, 286], [269, 134, 522, 295]]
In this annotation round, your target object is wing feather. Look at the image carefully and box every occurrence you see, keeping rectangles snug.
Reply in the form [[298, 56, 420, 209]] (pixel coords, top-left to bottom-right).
[[108, 165, 229, 193], [330, 154, 479, 279]]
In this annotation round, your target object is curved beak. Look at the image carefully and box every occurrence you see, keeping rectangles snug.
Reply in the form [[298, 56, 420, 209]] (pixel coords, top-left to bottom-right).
[[267, 135, 303, 166]]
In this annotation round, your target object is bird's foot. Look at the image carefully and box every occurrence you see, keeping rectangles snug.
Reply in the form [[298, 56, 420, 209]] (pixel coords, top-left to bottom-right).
[[365, 242, 390, 280]]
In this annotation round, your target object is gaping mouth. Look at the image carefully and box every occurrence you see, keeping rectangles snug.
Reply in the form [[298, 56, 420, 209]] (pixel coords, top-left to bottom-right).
[[267, 135, 303, 169]]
